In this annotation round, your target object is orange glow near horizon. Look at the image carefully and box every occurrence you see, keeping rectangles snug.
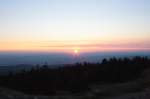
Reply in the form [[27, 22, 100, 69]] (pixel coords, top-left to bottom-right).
[[0, 40, 150, 53]]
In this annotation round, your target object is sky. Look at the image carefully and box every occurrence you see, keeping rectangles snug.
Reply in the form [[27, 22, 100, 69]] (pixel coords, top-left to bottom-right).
[[0, 0, 150, 53]]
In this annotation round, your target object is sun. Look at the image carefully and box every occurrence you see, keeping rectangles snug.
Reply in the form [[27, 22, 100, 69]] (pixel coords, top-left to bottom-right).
[[73, 47, 80, 54], [74, 49, 79, 54]]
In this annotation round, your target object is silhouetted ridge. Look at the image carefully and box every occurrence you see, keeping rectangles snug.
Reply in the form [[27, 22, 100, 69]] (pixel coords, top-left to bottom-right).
[[0, 56, 149, 95]]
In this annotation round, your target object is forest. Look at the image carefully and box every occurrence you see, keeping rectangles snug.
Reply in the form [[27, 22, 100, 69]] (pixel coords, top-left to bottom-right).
[[0, 56, 149, 95]]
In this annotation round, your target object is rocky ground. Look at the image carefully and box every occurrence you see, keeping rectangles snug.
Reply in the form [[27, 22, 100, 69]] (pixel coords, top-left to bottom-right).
[[0, 80, 150, 99]]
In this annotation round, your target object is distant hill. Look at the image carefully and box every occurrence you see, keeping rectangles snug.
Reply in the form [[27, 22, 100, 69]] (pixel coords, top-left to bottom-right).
[[0, 51, 150, 65], [0, 64, 34, 75]]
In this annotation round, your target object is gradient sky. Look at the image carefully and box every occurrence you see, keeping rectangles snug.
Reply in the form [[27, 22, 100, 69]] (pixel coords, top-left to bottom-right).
[[0, 0, 150, 53]]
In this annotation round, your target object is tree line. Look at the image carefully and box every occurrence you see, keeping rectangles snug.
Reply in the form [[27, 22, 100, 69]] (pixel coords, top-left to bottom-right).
[[0, 56, 149, 95]]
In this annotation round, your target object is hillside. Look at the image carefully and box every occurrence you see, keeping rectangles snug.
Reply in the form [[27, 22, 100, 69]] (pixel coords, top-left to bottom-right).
[[0, 56, 150, 99]]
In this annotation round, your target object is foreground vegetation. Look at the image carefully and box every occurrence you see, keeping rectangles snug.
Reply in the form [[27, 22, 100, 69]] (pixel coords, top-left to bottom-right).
[[0, 56, 150, 97]]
